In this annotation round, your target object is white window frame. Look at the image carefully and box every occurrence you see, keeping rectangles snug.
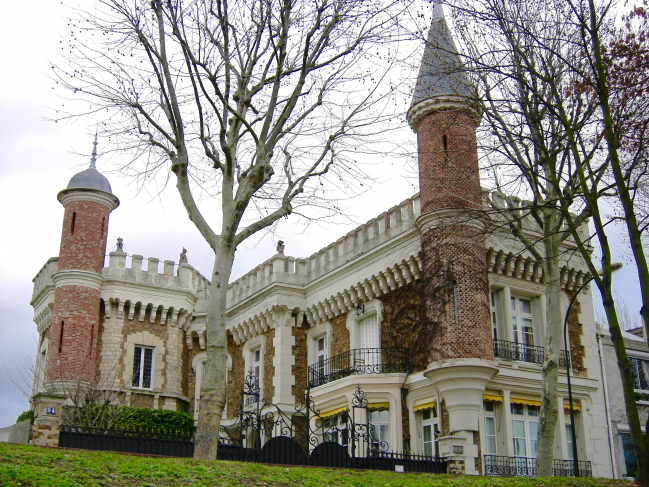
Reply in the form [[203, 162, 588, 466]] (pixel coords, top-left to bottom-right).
[[306, 321, 332, 367], [420, 406, 439, 457], [243, 335, 266, 408], [511, 295, 535, 347], [510, 403, 539, 459], [346, 299, 383, 351], [322, 412, 349, 447], [132, 345, 155, 390], [491, 292, 499, 341], [369, 409, 390, 453], [483, 401, 498, 455]]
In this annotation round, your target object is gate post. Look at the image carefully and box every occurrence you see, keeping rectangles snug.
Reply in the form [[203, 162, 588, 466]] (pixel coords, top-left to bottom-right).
[[31, 392, 66, 447]]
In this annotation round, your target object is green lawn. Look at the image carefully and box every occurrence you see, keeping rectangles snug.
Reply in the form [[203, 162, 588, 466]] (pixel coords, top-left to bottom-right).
[[0, 443, 631, 487]]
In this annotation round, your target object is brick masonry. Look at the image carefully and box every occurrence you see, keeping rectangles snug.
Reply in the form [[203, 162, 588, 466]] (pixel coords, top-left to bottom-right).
[[58, 200, 111, 273], [292, 324, 308, 401], [47, 196, 112, 384], [565, 295, 586, 377], [46, 285, 102, 383], [416, 109, 493, 363]]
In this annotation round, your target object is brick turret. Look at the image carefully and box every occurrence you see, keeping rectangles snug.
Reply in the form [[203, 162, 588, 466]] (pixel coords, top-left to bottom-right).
[[409, 5, 497, 468], [45, 137, 119, 386], [408, 4, 492, 364]]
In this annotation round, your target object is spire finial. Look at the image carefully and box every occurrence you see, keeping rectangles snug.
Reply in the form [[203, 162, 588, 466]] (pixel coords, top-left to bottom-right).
[[89, 132, 98, 169]]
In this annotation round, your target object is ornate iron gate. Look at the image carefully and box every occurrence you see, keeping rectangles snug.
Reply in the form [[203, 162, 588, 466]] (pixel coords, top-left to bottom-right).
[[218, 369, 447, 472]]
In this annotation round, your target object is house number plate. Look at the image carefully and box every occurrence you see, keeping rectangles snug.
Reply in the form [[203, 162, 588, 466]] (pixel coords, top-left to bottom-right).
[[46, 407, 55, 415]]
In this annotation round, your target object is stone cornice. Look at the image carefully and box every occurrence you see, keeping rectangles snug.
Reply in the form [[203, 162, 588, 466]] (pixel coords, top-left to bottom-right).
[[407, 96, 482, 130], [52, 270, 103, 291], [57, 188, 119, 211]]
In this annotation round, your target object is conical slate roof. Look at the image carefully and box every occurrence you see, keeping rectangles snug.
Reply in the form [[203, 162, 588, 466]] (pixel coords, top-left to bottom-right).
[[65, 134, 113, 194], [410, 3, 475, 111]]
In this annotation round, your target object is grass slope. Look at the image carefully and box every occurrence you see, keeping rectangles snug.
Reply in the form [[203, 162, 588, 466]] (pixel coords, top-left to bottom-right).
[[0, 443, 631, 487]]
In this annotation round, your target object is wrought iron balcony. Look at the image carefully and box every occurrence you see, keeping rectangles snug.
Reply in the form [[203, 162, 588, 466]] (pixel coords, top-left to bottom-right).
[[493, 339, 571, 368], [559, 350, 570, 368], [484, 455, 592, 477], [307, 347, 410, 388], [493, 339, 544, 364]]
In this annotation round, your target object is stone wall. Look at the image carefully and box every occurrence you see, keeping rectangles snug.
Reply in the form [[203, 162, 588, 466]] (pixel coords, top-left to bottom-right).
[[227, 334, 245, 414], [264, 328, 275, 403], [329, 313, 349, 357], [566, 296, 586, 377], [292, 325, 308, 402], [379, 281, 428, 372]]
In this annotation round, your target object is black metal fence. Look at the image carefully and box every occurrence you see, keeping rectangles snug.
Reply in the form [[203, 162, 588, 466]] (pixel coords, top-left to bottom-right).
[[484, 455, 592, 477], [58, 425, 194, 457], [58, 379, 446, 474], [307, 347, 410, 388]]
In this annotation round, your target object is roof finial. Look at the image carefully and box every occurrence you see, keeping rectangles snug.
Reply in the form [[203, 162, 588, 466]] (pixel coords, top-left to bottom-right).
[[89, 132, 98, 169]]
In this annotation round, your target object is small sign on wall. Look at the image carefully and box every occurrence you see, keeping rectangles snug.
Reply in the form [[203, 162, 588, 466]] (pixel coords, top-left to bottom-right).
[[46, 407, 56, 415], [395, 465, 404, 473]]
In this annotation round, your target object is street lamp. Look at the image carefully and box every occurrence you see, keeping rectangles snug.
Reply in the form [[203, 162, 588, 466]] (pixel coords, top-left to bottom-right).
[[563, 262, 623, 477]]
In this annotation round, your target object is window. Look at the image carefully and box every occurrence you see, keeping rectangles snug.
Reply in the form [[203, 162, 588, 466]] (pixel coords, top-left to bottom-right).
[[619, 432, 637, 477], [316, 336, 328, 364], [322, 413, 349, 446], [565, 423, 574, 460], [511, 296, 534, 347], [132, 346, 154, 389], [246, 347, 261, 406], [630, 357, 649, 397], [421, 405, 439, 457], [369, 410, 390, 453], [511, 403, 539, 458], [484, 401, 497, 455], [359, 314, 380, 368], [491, 292, 498, 341]]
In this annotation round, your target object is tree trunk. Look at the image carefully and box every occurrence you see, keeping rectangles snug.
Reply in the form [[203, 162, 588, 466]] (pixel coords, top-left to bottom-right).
[[193, 241, 235, 460], [604, 290, 649, 484], [536, 211, 562, 476]]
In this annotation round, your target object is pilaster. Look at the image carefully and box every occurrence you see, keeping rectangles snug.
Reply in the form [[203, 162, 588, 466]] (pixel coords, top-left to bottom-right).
[[272, 306, 296, 407]]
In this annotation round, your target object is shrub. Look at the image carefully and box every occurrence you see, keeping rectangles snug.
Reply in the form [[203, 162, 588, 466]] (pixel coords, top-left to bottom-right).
[[70, 405, 195, 434], [16, 410, 34, 424]]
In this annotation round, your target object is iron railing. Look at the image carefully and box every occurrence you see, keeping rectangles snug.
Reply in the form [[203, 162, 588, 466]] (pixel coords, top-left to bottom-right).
[[484, 455, 592, 477], [493, 339, 571, 368], [58, 425, 195, 457], [307, 347, 410, 388], [559, 350, 570, 368], [493, 339, 544, 364]]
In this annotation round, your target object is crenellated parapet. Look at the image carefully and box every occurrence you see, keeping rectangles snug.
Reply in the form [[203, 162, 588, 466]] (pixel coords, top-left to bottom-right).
[[226, 194, 422, 310]]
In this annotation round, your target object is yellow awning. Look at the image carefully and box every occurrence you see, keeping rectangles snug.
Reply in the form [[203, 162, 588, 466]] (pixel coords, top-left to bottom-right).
[[413, 401, 437, 412], [511, 397, 542, 407], [483, 394, 503, 402], [319, 406, 347, 419], [367, 402, 390, 411], [564, 400, 581, 411]]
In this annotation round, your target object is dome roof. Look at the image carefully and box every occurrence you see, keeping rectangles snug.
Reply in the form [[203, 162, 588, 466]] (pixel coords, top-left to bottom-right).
[[66, 167, 113, 193], [65, 134, 113, 194]]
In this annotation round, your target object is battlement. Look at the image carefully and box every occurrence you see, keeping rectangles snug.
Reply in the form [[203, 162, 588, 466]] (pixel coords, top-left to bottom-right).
[[226, 193, 421, 308], [103, 249, 211, 301], [31, 258, 59, 304]]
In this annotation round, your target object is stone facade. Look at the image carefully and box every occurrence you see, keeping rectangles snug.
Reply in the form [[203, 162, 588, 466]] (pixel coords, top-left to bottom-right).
[[27, 6, 616, 480]]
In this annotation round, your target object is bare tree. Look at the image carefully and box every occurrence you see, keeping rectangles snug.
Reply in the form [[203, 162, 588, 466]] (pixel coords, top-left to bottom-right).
[[52, 0, 414, 458]]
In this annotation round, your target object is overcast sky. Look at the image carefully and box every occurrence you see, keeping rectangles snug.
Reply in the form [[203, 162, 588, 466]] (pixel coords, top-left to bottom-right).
[[0, 1, 642, 428]]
